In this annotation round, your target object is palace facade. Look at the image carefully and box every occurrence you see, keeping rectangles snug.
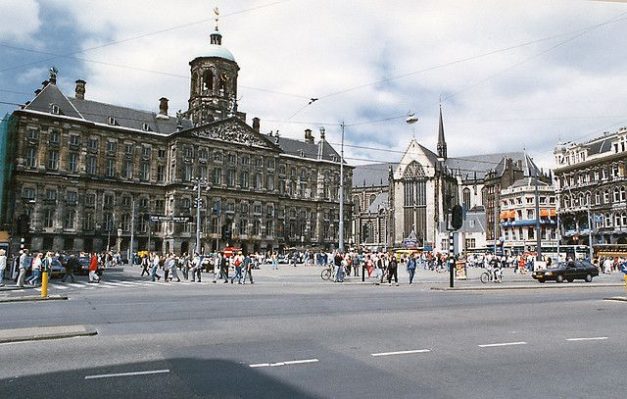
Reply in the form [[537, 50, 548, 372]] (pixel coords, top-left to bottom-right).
[[0, 27, 352, 255]]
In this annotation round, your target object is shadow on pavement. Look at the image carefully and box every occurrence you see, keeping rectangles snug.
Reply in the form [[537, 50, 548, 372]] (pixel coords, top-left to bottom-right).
[[0, 357, 321, 399]]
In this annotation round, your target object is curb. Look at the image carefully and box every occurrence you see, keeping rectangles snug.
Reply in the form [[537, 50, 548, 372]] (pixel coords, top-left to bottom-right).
[[604, 296, 627, 302], [431, 283, 625, 291], [0, 294, 68, 303], [0, 325, 97, 344], [0, 285, 36, 292]]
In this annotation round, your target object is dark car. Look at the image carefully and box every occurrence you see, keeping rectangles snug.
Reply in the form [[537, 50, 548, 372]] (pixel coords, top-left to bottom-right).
[[532, 260, 599, 283], [49, 257, 65, 278], [77, 256, 91, 274]]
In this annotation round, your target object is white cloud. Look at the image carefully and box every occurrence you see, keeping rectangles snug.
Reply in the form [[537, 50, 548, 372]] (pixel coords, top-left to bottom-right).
[[0, 0, 40, 43], [13, 0, 627, 171]]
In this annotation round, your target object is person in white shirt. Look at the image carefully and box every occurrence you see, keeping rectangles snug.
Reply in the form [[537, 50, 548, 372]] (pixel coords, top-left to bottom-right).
[[0, 249, 7, 286]]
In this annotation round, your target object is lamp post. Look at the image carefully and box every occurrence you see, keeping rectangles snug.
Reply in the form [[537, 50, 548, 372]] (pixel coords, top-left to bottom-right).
[[192, 178, 210, 255], [339, 122, 345, 252]]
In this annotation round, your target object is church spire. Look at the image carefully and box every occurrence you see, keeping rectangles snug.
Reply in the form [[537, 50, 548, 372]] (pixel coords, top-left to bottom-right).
[[437, 104, 447, 160], [210, 7, 222, 45]]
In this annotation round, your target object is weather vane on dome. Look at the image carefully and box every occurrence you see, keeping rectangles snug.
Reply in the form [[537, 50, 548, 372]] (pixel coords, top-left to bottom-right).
[[213, 7, 220, 31]]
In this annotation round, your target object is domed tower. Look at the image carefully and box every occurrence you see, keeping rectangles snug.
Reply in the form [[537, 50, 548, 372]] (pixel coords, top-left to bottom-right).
[[187, 9, 242, 126]]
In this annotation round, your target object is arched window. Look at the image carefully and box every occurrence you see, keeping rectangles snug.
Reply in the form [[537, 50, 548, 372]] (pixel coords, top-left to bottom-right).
[[614, 187, 620, 202], [203, 70, 214, 91], [462, 188, 471, 210]]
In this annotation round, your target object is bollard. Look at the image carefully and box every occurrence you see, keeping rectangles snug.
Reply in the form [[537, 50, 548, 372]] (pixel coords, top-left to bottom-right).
[[41, 271, 48, 298]]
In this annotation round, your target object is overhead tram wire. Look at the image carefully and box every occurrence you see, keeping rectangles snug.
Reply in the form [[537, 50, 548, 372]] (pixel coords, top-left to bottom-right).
[[313, 12, 627, 103], [0, 0, 295, 74], [442, 11, 627, 103]]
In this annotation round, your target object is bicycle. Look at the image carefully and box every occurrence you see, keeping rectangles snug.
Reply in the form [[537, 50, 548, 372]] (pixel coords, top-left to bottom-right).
[[480, 267, 502, 284], [321, 265, 334, 281]]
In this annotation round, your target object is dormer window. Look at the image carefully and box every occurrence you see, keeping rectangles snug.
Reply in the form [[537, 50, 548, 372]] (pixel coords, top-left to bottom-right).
[[50, 104, 60, 115], [107, 116, 118, 126], [142, 123, 151, 131]]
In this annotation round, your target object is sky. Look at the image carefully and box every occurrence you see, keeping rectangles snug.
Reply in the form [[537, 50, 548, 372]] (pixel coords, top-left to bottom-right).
[[1, 0, 626, 171]]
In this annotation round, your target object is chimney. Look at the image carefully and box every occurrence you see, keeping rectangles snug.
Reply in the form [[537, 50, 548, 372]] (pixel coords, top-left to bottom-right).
[[274, 131, 280, 144], [75, 79, 86, 100], [317, 127, 325, 160], [158, 97, 169, 118], [304, 129, 314, 144], [252, 117, 260, 132], [319, 126, 326, 141]]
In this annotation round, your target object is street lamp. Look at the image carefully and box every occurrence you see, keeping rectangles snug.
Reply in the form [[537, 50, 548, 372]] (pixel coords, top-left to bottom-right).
[[192, 178, 210, 255]]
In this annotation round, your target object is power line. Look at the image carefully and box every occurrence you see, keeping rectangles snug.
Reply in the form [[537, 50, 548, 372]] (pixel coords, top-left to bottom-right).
[[0, 0, 295, 74], [442, 12, 627, 102], [316, 12, 627, 102]]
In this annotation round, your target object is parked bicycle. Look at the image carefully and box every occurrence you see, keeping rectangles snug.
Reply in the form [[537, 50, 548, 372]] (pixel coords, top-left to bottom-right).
[[480, 267, 503, 284]]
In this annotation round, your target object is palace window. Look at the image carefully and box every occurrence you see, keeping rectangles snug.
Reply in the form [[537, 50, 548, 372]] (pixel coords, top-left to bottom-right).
[[86, 156, 97, 175], [47, 150, 59, 170], [43, 209, 54, 228], [26, 147, 36, 168], [106, 159, 116, 178], [68, 152, 78, 173], [141, 162, 151, 181], [49, 129, 60, 144], [64, 210, 75, 229]]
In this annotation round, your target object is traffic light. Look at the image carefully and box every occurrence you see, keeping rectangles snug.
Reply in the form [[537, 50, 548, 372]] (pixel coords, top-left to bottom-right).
[[451, 205, 464, 230]]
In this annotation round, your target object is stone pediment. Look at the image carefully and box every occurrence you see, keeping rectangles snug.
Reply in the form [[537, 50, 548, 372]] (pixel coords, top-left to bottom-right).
[[190, 118, 277, 150]]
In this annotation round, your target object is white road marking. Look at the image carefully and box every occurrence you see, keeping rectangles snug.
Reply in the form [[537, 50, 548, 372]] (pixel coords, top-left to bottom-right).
[[50, 284, 68, 290], [67, 283, 85, 288], [249, 358, 319, 368], [566, 337, 608, 342], [478, 341, 527, 348], [84, 369, 170, 380], [371, 349, 431, 357]]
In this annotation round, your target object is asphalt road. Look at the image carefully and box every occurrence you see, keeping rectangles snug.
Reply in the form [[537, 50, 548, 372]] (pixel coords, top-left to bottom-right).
[[1, 269, 626, 398]]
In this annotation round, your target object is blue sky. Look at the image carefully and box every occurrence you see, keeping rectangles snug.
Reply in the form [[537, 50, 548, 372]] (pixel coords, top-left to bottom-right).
[[1, 0, 626, 170]]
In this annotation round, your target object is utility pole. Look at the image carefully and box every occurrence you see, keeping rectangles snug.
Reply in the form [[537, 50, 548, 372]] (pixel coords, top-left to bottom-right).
[[339, 122, 345, 252], [129, 198, 135, 263]]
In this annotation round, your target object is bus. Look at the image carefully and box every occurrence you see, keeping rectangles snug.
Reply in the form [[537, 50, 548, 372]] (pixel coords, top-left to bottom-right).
[[540, 244, 590, 261], [593, 243, 627, 258]]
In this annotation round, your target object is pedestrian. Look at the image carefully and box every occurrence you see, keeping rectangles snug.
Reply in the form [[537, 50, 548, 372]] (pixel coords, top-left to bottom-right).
[[150, 252, 161, 282], [190, 253, 202, 282], [387, 255, 399, 286], [271, 251, 278, 270], [242, 254, 254, 284], [621, 260, 627, 287], [179, 254, 189, 280], [169, 254, 181, 282], [0, 249, 6, 287], [88, 252, 100, 283], [220, 253, 229, 283], [212, 252, 221, 283], [61, 254, 78, 283], [27, 252, 42, 286], [231, 252, 243, 284], [140, 255, 150, 277], [407, 253, 417, 284], [17, 250, 29, 287]]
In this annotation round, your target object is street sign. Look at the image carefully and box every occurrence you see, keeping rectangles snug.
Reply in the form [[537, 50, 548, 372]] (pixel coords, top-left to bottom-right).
[[149, 215, 192, 223]]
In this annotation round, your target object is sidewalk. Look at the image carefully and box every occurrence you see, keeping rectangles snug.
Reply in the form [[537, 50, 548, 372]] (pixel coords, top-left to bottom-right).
[[0, 325, 97, 343]]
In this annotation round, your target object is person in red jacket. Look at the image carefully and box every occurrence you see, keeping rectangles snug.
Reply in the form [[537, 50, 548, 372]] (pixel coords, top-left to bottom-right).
[[89, 252, 100, 283]]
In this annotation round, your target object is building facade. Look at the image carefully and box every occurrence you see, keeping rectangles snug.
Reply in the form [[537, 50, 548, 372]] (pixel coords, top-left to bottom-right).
[[0, 27, 352, 255], [351, 108, 527, 254], [553, 127, 627, 248], [498, 177, 558, 253]]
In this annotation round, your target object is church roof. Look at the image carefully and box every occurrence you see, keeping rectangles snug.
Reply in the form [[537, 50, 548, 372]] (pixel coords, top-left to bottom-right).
[[509, 176, 550, 189], [445, 152, 525, 181], [271, 135, 342, 162], [352, 162, 396, 188]]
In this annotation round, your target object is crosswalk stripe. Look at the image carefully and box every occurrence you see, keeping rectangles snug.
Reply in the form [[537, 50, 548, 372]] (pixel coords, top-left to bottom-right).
[[50, 284, 68, 290]]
